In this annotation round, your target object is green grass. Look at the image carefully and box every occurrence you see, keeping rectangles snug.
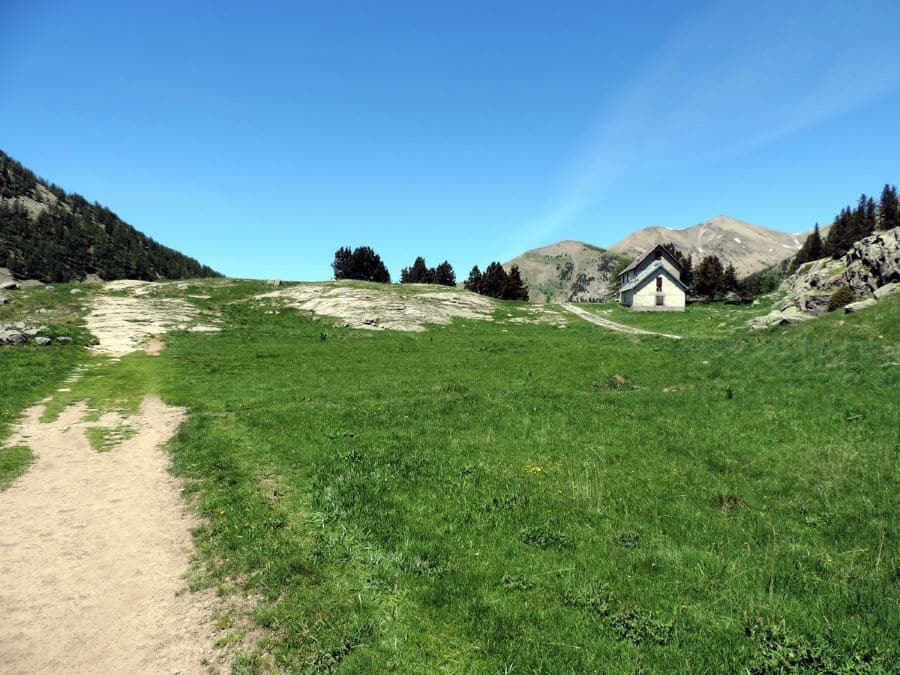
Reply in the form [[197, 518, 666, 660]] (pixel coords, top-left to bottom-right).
[[0, 445, 33, 489], [3, 279, 897, 670], [141, 287, 897, 671]]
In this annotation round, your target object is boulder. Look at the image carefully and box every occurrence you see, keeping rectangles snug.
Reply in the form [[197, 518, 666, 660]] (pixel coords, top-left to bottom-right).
[[45, 286, 56, 293], [844, 298, 877, 314], [1, 330, 27, 345], [0, 281, 19, 291], [778, 257, 847, 317], [34, 336, 52, 346], [779, 306, 813, 324], [844, 227, 900, 296], [0, 295, 9, 305], [70, 288, 82, 295], [56, 336, 72, 345], [267, 279, 283, 286], [874, 282, 899, 301]]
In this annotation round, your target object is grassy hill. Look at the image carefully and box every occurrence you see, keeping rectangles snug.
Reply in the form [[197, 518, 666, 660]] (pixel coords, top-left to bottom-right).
[[0, 149, 220, 282], [1, 281, 897, 671]]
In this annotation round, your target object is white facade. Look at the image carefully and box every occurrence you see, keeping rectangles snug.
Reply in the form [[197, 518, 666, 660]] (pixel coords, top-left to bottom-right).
[[618, 246, 687, 312]]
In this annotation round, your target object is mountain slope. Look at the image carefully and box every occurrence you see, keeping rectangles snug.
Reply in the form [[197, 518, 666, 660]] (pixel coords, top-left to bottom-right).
[[0, 150, 220, 282], [504, 240, 627, 302], [610, 215, 803, 277]]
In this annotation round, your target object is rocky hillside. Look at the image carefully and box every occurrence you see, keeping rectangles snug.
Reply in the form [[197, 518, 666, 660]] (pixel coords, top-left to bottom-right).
[[610, 215, 804, 277], [503, 240, 626, 303], [749, 227, 899, 329], [0, 149, 220, 283]]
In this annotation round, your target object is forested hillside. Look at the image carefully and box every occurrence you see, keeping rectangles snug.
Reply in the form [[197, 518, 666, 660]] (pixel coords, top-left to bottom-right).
[[0, 150, 220, 282]]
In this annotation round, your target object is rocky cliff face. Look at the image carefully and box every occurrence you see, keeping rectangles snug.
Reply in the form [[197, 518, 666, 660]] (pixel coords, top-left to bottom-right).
[[749, 227, 899, 329]]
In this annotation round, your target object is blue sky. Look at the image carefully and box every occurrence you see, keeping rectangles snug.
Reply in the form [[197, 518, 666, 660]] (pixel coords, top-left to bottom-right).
[[2, 1, 899, 280]]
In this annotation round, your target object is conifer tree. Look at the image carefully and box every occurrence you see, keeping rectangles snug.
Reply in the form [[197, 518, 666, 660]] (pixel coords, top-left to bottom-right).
[[432, 260, 456, 286], [723, 264, 738, 293], [464, 266, 482, 293], [879, 184, 899, 231], [788, 223, 825, 274], [695, 255, 724, 301]]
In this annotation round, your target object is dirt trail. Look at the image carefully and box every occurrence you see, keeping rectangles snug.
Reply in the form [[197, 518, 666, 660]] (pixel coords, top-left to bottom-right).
[[562, 303, 683, 339], [0, 397, 217, 674]]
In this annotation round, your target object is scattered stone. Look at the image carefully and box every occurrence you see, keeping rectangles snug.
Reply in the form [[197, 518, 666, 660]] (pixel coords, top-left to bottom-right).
[[70, 288, 83, 295], [46, 286, 56, 293], [34, 336, 52, 346], [0, 295, 9, 304], [23, 328, 41, 337], [1, 281, 20, 291], [844, 298, 877, 314], [267, 279, 283, 286], [57, 336, 72, 345]]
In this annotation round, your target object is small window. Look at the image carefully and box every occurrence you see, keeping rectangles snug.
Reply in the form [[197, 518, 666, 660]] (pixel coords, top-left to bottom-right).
[[656, 294, 664, 306], [656, 276, 663, 292]]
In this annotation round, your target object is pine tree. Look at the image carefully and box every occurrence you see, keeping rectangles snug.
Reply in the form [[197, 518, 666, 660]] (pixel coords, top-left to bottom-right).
[[503, 265, 529, 300], [695, 255, 724, 301], [879, 184, 899, 231], [723, 264, 738, 293], [788, 224, 825, 274], [464, 266, 483, 293], [432, 260, 456, 286], [400, 256, 431, 283]]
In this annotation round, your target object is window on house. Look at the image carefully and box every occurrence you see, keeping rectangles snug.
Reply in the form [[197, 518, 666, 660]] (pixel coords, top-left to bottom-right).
[[656, 294, 664, 306], [656, 276, 663, 292]]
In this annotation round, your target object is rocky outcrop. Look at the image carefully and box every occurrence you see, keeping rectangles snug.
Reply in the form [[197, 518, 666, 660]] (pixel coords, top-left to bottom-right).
[[844, 228, 900, 295], [748, 227, 899, 329]]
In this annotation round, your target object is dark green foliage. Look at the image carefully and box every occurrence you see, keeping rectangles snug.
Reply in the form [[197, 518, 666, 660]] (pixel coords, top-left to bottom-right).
[[878, 184, 899, 231], [723, 264, 738, 293], [400, 257, 456, 286], [0, 149, 220, 282], [826, 285, 855, 312], [694, 255, 725, 301], [788, 223, 826, 275], [661, 243, 693, 289], [331, 245, 390, 283], [826, 192, 880, 258], [608, 257, 630, 295], [465, 261, 528, 300]]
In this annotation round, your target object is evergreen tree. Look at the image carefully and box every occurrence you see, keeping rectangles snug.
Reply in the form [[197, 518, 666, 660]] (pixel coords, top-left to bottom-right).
[[432, 260, 456, 286], [503, 265, 529, 300], [480, 262, 508, 299], [694, 255, 725, 301], [682, 255, 694, 290], [400, 256, 431, 284], [608, 257, 631, 295], [723, 264, 738, 293], [464, 266, 482, 293], [879, 184, 899, 231], [788, 223, 825, 274], [331, 245, 390, 283]]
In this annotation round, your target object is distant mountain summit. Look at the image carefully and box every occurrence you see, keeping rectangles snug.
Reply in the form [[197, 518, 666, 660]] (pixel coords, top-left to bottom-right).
[[504, 240, 626, 302], [610, 215, 803, 277], [0, 149, 220, 283]]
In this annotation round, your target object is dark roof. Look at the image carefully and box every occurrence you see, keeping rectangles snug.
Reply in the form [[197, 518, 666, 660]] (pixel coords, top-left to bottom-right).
[[618, 244, 684, 277]]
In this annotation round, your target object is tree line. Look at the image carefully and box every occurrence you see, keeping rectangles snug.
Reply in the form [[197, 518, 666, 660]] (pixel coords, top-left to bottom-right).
[[331, 246, 529, 300], [0, 149, 220, 282]]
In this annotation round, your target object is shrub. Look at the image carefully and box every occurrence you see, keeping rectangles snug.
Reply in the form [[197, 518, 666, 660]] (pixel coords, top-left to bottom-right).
[[826, 285, 855, 312]]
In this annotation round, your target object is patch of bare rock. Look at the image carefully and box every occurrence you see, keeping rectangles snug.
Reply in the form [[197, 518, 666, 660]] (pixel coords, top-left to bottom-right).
[[86, 281, 219, 355], [749, 227, 899, 329], [257, 282, 497, 332]]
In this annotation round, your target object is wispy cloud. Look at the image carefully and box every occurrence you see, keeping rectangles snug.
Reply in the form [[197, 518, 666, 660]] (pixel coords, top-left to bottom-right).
[[512, 0, 900, 254]]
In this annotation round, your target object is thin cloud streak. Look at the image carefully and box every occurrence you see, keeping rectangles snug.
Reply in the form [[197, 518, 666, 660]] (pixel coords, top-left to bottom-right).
[[512, 0, 900, 255]]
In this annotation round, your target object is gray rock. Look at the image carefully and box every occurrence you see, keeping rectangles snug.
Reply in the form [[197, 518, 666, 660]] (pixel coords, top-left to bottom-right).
[[1, 330, 27, 345], [70, 288, 82, 295], [779, 306, 813, 324], [844, 298, 877, 314], [267, 279, 283, 286], [0, 281, 19, 291], [0, 295, 9, 305], [23, 328, 40, 337], [56, 336, 72, 345], [45, 286, 56, 293], [844, 227, 900, 295], [34, 336, 52, 346], [874, 282, 899, 300]]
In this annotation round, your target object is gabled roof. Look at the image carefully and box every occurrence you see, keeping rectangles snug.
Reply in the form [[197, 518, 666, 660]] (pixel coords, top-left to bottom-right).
[[619, 261, 689, 293], [618, 244, 684, 278]]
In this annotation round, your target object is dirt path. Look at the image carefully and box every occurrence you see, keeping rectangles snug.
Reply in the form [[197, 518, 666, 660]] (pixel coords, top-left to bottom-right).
[[0, 396, 216, 674], [562, 303, 683, 339]]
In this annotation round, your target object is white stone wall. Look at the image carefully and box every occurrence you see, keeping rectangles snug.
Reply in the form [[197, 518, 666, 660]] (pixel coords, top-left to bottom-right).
[[632, 274, 685, 311]]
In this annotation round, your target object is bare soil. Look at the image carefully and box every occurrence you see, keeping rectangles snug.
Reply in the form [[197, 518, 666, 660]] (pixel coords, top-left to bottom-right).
[[0, 396, 218, 674], [562, 303, 683, 339]]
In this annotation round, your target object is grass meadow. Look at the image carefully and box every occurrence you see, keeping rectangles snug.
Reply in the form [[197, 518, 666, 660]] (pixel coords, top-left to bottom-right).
[[2, 281, 898, 672]]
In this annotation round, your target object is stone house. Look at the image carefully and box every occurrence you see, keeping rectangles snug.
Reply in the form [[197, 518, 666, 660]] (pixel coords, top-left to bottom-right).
[[617, 245, 687, 311]]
